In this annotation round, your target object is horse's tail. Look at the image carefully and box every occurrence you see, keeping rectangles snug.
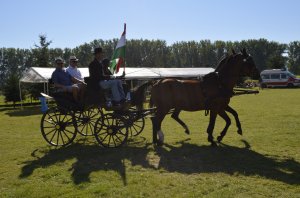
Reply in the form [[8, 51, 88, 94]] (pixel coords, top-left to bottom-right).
[[131, 81, 153, 110]]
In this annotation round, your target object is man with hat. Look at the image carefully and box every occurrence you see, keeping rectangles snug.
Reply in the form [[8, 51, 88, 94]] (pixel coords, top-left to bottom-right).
[[51, 57, 86, 102], [66, 55, 83, 80], [88, 47, 125, 107]]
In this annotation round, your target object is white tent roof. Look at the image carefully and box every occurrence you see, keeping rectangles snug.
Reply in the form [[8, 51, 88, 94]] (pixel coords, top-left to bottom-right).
[[20, 67, 215, 83]]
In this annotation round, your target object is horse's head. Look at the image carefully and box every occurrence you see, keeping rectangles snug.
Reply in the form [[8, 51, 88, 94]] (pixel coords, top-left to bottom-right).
[[239, 48, 260, 80]]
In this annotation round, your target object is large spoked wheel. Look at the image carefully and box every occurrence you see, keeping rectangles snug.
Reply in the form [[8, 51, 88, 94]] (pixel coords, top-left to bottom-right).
[[94, 113, 128, 148], [75, 108, 103, 136], [40, 107, 77, 146]]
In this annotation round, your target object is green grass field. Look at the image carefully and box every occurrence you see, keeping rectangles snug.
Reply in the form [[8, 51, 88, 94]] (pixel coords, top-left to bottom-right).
[[0, 89, 300, 197]]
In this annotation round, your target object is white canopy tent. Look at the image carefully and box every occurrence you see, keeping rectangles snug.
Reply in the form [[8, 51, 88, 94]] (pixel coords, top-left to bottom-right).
[[19, 67, 214, 106]]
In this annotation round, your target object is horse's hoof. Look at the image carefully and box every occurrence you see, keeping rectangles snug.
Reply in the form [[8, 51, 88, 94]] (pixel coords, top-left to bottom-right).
[[237, 129, 243, 135], [210, 141, 217, 147], [185, 129, 190, 135], [157, 140, 164, 147], [217, 136, 222, 143]]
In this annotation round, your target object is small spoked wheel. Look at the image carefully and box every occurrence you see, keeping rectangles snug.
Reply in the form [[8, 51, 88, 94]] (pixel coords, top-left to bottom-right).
[[125, 115, 145, 137], [40, 107, 77, 146], [125, 107, 145, 137], [75, 108, 103, 136], [94, 113, 128, 148]]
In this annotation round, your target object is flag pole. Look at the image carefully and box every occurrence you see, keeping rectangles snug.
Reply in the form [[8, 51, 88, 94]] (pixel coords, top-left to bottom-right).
[[122, 23, 126, 77]]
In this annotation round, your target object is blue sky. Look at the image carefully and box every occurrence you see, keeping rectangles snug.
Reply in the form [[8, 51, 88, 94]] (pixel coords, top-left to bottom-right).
[[1, 0, 300, 49]]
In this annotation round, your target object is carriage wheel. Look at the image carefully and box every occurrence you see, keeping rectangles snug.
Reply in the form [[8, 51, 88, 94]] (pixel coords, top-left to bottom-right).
[[94, 113, 128, 148], [125, 107, 145, 136], [129, 116, 145, 136], [40, 107, 77, 146], [125, 114, 145, 137], [75, 108, 103, 136]]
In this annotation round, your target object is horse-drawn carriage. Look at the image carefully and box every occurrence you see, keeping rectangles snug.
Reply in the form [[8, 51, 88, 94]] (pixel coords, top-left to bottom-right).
[[40, 77, 152, 148], [40, 49, 260, 148]]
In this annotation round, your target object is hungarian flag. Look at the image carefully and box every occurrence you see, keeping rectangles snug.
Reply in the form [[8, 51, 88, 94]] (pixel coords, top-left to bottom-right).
[[110, 24, 126, 74]]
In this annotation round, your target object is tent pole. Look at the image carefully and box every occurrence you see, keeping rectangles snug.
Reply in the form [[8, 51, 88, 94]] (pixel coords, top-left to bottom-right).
[[46, 82, 49, 95], [19, 81, 23, 109]]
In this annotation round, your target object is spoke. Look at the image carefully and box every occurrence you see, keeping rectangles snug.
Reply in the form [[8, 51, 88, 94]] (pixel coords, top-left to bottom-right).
[[108, 135, 112, 146], [97, 131, 109, 136], [64, 128, 75, 135], [114, 133, 123, 143], [101, 134, 109, 142], [43, 126, 56, 129], [129, 127, 133, 136], [131, 125, 139, 132], [61, 114, 67, 122], [44, 119, 55, 125], [79, 124, 86, 134], [85, 123, 89, 134], [61, 130, 71, 142], [44, 128, 56, 136], [49, 130, 58, 143], [88, 123, 94, 135], [51, 113, 59, 123], [59, 130, 65, 145], [111, 135, 117, 146], [77, 122, 85, 127], [64, 117, 73, 124], [56, 131, 60, 145], [117, 128, 127, 136]]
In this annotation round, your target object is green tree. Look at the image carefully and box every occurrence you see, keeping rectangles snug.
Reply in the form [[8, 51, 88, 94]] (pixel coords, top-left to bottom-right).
[[3, 73, 23, 108], [288, 41, 300, 74], [33, 34, 52, 67]]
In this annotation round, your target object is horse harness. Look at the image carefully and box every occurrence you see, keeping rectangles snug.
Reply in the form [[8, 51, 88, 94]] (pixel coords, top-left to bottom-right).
[[199, 72, 234, 116]]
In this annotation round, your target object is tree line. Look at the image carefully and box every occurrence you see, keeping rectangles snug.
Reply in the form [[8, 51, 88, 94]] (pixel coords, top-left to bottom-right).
[[1, 35, 300, 104]]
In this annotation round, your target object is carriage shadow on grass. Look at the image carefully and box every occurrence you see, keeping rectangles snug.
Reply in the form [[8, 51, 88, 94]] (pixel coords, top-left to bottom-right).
[[19, 140, 300, 185], [19, 138, 154, 185]]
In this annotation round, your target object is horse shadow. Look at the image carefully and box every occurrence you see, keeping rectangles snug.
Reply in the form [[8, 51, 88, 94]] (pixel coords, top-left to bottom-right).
[[19, 140, 300, 185], [155, 139, 300, 185], [19, 140, 154, 185]]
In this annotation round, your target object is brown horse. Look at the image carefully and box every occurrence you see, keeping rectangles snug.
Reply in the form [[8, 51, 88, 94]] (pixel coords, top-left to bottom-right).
[[150, 49, 260, 146]]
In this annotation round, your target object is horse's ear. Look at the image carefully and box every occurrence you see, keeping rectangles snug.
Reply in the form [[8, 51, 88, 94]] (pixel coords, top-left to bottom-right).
[[241, 48, 248, 56], [231, 49, 236, 54]]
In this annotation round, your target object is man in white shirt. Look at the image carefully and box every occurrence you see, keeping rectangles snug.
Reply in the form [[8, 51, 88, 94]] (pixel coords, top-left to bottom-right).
[[66, 56, 83, 80]]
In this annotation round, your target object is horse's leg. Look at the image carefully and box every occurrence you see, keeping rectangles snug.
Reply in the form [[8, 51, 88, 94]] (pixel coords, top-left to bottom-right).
[[217, 110, 231, 143], [151, 109, 167, 146], [225, 105, 242, 135], [171, 109, 190, 134], [151, 116, 158, 144], [207, 111, 217, 146]]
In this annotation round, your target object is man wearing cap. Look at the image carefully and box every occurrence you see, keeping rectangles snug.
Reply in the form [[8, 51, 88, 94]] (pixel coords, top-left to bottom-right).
[[51, 57, 86, 102], [66, 55, 83, 80], [88, 47, 125, 106]]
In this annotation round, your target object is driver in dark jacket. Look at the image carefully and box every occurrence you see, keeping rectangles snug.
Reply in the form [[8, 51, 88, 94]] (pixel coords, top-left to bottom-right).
[[88, 47, 125, 106]]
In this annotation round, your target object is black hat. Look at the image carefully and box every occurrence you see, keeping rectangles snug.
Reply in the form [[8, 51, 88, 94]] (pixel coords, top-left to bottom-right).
[[94, 47, 103, 54]]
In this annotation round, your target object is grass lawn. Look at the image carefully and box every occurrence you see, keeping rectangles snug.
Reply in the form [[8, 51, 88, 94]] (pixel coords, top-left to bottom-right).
[[0, 89, 299, 197]]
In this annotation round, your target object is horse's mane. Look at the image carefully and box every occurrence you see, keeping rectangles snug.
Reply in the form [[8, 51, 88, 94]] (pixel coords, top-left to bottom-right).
[[214, 52, 241, 73]]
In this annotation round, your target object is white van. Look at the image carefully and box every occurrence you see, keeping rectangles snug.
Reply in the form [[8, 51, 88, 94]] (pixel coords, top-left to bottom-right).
[[260, 69, 300, 88]]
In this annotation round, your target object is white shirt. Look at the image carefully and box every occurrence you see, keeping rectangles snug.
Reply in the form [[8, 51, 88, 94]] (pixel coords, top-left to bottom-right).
[[66, 65, 83, 80]]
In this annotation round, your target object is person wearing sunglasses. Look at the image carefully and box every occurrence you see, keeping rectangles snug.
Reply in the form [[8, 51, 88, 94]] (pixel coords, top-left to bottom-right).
[[66, 55, 83, 81], [51, 57, 86, 102]]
